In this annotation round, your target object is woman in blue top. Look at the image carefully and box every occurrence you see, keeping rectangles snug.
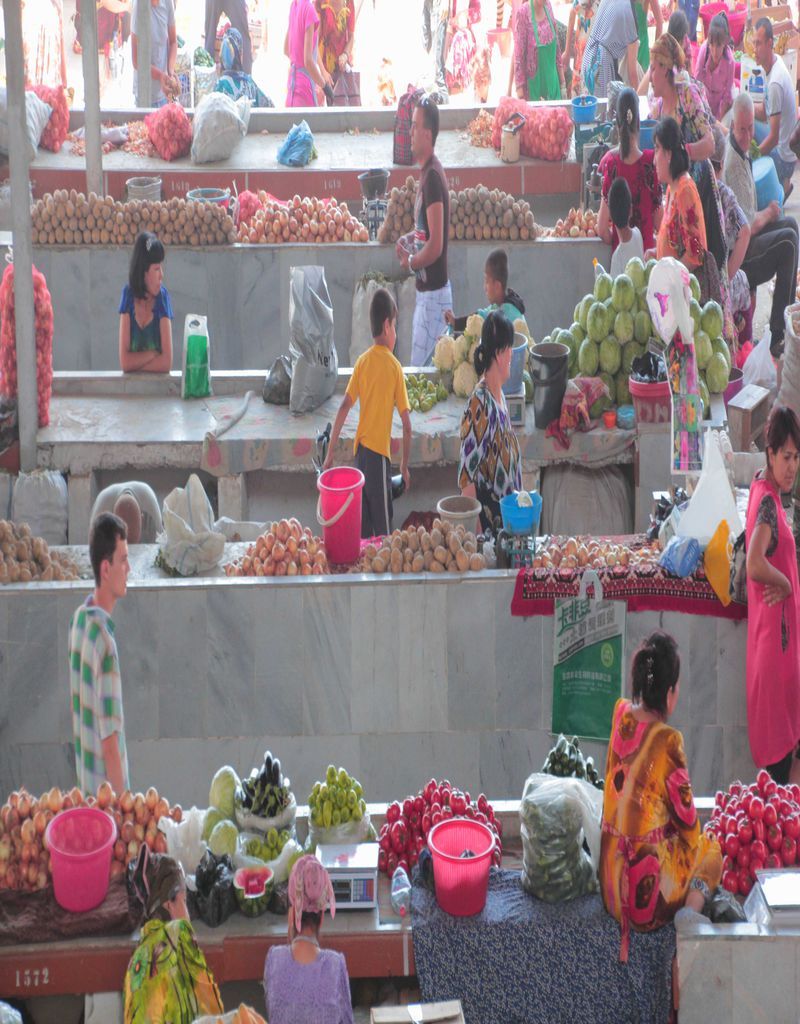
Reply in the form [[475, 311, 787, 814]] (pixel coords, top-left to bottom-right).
[[119, 232, 173, 373]]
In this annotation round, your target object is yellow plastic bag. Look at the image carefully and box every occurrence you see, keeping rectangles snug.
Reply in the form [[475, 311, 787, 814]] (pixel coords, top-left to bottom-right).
[[705, 519, 733, 607]]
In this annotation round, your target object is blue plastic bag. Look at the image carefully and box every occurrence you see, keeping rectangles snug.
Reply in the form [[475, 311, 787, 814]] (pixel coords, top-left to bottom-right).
[[659, 535, 701, 578], [278, 120, 316, 167]]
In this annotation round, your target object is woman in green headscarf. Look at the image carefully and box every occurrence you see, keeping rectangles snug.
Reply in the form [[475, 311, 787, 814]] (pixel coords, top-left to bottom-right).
[[512, 0, 566, 100], [124, 846, 223, 1024], [215, 26, 274, 107]]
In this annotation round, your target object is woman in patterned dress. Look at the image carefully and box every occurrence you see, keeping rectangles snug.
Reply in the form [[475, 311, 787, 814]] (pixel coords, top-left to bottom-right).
[[458, 311, 522, 533], [601, 631, 723, 962], [746, 406, 800, 784], [649, 117, 708, 271], [124, 846, 224, 1024], [648, 33, 734, 343]]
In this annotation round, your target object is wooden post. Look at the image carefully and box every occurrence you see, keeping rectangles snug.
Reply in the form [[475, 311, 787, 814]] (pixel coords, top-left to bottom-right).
[[2, 0, 39, 472], [136, 0, 152, 108], [80, 0, 104, 197]]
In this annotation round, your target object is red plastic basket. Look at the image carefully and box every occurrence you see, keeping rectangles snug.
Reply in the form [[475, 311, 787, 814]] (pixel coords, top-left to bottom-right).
[[427, 819, 495, 916], [699, 2, 747, 45], [45, 807, 116, 913], [629, 377, 672, 426]]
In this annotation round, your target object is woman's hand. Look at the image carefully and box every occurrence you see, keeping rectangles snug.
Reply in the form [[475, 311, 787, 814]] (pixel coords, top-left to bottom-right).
[[444, 309, 455, 326], [644, 247, 656, 261], [763, 573, 791, 606], [338, 52, 348, 71]]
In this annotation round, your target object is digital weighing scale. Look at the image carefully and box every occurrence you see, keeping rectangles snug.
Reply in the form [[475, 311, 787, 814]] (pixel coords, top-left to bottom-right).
[[316, 843, 380, 910]]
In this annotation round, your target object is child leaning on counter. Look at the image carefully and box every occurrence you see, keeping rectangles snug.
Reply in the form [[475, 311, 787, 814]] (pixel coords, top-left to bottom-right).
[[444, 248, 528, 332]]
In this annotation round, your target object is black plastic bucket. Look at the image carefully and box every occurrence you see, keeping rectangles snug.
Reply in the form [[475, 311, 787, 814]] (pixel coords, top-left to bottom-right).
[[529, 342, 570, 429]]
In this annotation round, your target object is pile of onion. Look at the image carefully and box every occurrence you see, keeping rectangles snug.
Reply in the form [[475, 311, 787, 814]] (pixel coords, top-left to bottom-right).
[[0, 784, 182, 893], [225, 517, 329, 577]]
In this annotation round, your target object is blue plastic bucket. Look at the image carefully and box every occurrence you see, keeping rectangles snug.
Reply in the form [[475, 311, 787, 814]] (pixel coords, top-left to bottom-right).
[[639, 120, 657, 150], [753, 156, 784, 210], [571, 95, 597, 124], [502, 334, 530, 396], [500, 492, 543, 535]]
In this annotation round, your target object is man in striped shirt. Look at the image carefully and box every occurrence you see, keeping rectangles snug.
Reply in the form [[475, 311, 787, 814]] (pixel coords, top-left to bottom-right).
[[69, 513, 131, 796]]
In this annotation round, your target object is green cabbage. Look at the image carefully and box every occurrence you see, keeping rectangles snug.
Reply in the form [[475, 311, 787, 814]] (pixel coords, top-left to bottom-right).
[[209, 765, 240, 820]]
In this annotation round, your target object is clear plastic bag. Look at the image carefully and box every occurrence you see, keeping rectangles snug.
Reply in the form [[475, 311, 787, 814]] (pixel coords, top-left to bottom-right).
[[234, 793, 297, 836], [233, 832, 302, 884], [0, 1003, 22, 1024], [659, 535, 701, 577], [306, 811, 373, 851], [742, 326, 777, 392], [519, 773, 603, 904]]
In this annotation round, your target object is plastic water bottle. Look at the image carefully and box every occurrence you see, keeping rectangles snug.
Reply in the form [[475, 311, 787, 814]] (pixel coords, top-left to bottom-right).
[[390, 866, 412, 917]]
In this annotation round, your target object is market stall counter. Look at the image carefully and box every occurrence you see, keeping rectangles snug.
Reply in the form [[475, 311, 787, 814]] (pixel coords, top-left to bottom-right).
[[36, 385, 636, 543], [25, 122, 582, 205]]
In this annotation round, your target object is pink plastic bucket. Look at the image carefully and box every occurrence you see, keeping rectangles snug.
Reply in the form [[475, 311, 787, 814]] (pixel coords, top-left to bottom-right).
[[428, 819, 495, 917], [316, 467, 365, 564], [45, 807, 116, 913]]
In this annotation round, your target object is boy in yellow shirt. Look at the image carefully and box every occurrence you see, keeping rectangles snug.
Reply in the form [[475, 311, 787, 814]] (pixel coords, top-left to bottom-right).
[[325, 288, 412, 537]]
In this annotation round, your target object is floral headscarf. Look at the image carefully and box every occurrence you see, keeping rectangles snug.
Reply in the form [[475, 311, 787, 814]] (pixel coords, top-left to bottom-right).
[[288, 855, 336, 935], [220, 27, 244, 73], [650, 33, 690, 86]]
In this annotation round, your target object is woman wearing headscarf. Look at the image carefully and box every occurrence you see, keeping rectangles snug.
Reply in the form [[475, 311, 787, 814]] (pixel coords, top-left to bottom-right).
[[649, 33, 734, 342], [124, 846, 224, 1024], [264, 855, 354, 1024], [215, 27, 274, 106]]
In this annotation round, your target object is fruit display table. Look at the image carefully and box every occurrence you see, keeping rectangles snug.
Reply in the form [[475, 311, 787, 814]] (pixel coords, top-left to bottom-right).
[[18, 238, 608, 373]]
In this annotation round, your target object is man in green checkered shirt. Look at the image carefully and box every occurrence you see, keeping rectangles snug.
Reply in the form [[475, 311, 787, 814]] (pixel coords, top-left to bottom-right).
[[69, 513, 131, 796]]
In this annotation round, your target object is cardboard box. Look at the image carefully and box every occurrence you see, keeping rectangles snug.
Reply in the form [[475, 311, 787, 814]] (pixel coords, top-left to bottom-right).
[[370, 1001, 465, 1024]]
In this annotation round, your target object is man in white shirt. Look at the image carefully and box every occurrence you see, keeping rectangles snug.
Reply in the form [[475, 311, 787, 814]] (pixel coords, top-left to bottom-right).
[[724, 90, 799, 356], [131, 0, 178, 107], [753, 17, 798, 198]]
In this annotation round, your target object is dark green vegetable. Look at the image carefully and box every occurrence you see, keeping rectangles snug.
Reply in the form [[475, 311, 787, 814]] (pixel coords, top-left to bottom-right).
[[541, 735, 604, 791]]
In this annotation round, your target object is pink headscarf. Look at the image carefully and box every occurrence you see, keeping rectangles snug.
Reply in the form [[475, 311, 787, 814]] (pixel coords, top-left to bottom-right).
[[288, 855, 336, 934]]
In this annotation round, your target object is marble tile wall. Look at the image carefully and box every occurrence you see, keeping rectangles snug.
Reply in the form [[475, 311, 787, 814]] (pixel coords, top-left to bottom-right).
[[0, 575, 749, 807], [31, 240, 605, 372]]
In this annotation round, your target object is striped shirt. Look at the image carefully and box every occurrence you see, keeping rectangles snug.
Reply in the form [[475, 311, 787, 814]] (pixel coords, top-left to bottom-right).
[[69, 596, 130, 796], [581, 0, 638, 97]]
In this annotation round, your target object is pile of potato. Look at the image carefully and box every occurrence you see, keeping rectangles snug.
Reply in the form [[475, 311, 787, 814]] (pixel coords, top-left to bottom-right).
[[360, 518, 486, 575], [0, 520, 78, 583], [30, 190, 237, 247], [377, 178, 543, 244], [235, 193, 369, 245], [546, 207, 598, 239], [533, 536, 659, 572], [225, 517, 329, 577]]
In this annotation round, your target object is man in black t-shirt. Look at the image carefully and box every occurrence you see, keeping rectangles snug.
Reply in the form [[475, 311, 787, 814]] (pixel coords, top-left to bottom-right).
[[396, 96, 451, 366]]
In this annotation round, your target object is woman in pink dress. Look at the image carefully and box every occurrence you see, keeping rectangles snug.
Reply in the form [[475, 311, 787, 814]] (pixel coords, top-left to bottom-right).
[[285, 0, 333, 107], [746, 405, 800, 784]]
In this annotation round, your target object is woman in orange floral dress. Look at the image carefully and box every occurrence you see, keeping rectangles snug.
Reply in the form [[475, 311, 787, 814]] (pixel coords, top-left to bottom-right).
[[600, 631, 722, 962]]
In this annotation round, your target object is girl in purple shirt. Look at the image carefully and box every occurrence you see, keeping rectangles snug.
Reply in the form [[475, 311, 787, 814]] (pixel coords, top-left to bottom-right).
[[264, 856, 353, 1024], [694, 13, 735, 121]]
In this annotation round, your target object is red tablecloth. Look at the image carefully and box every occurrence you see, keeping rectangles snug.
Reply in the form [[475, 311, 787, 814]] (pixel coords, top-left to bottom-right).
[[511, 562, 747, 620]]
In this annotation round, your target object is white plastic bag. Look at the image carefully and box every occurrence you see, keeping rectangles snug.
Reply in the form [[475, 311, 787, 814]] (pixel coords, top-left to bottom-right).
[[778, 303, 800, 411], [395, 276, 418, 367], [159, 806, 207, 875], [191, 93, 250, 165], [677, 428, 742, 548], [289, 266, 338, 414], [519, 773, 602, 903], [157, 474, 226, 575], [647, 257, 695, 346], [11, 470, 68, 545], [742, 326, 777, 391], [234, 793, 297, 836], [0, 88, 52, 162], [350, 276, 395, 364]]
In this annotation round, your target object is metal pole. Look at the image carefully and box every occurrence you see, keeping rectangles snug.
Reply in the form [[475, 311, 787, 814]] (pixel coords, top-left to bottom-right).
[[2, 0, 39, 473], [80, 0, 104, 196], [136, 0, 152, 108]]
